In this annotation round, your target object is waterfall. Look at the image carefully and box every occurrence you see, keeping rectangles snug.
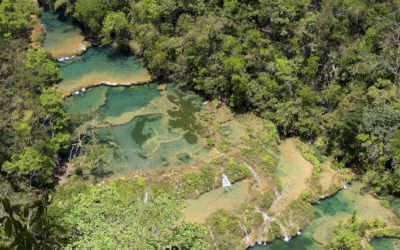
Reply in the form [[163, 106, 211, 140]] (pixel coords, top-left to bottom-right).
[[278, 223, 290, 242], [144, 191, 148, 203], [242, 160, 261, 182], [341, 180, 348, 189], [222, 174, 232, 189], [209, 229, 215, 241], [274, 188, 282, 200], [254, 205, 271, 222], [57, 55, 76, 62], [238, 221, 251, 244]]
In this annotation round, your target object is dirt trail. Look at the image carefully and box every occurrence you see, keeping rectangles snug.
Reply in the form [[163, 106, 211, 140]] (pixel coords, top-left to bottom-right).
[[269, 138, 313, 214]]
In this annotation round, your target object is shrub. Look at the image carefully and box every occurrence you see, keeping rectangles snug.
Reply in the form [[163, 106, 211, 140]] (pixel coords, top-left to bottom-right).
[[260, 190, 274, 209], [224, 158, 251, 182], [181, 172, 207, 198]]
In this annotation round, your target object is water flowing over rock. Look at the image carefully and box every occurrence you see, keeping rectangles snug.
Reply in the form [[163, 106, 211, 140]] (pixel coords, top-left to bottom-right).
[[254, 204, 271, 222], [242, 160, 261, 182], [238, 221, 251, 244], [278, 223, 290, 242], [274, 188, 282, 201], [222, 174, 232, 189]]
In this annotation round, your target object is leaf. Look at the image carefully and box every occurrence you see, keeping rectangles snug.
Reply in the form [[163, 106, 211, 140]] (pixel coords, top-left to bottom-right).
[[4, 218, 13, 237], [23, 207, 29, 217], [0, 216, 7, 223], [12, 217, 23, 232], [16, 242, 25, 250], [32, 206, 44, 223], [2, 198, 12, 215], [12, 204, 22, 216], [25, 232, 35, 250], [9, 233, 24, 248]]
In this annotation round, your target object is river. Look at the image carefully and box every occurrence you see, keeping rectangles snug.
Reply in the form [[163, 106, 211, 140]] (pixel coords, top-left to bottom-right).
[[40, 10, 400, 249]]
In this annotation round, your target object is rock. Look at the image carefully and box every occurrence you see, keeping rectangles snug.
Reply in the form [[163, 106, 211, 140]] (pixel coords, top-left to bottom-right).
[[157, 84, 167, 91]]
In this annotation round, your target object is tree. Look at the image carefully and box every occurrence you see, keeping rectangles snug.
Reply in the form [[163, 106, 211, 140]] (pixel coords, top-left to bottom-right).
[[0, 197, 57, 249], [2, 147, 53, 187], [329, 214, 365, 250], [74, 0, 109, 34], [168, 222, 211, 250], [50, 181, 211, 249], [0, 0, 38, 39], [100, 12, 129, 45]]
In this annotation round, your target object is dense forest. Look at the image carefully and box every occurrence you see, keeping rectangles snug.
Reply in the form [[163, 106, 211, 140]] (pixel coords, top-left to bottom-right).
[[41, 0, 400, 194], [1, 0, 400, 249]]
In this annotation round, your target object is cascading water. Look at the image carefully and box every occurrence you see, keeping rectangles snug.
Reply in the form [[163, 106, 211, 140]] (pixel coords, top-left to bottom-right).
[[274, 188, 282, 200], [222, 174, 232, 190], [144, 191, 149, 203], [254, 205, 271, 222], [278, 223, 290, 242], [341, 180, 348, 189], [238, 221, 252, 244], [242, 160, 261, 182]]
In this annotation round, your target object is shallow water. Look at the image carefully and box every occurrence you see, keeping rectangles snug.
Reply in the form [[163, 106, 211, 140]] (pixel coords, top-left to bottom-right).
[[268, 138, 313, 213], [58, 47, 150, 95], [65, 84, 207, 173], [40, 10, 206, 173], [183, 180, 251, 224], [40, 11, 84, 57], [370, 238, 400, 250], [252, 182, 398, 249]]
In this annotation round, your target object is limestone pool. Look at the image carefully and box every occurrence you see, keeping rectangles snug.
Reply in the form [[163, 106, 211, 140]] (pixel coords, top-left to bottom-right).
[[41, 11, 85, 58], [252, 183, 399, 250], [64, 83, 207, 174], [40, 11, 207, 174], [41, 10, 400, 249], [58, 47, 150, 95]]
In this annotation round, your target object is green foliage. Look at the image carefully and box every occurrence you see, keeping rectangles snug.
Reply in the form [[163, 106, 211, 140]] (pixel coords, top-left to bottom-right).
[[224, 158, 250, 183], [206, 209, 242, 249], [74, 0, 109, 34], [47, 0, 400, 195], [180, 165, 216, 198], [0, 0, 38, 39], [181, 172, 207, 198], [24, 48, 60, 85], [0, 0, 71, 189], [100, 12, 129, 45], [0, 197, 57, 249], [167, 222, 211, 250], [328, 214, 364, 250], [260, 190, 274, 210], [48, 180, 211, 249], [296, 139, 322, 182], [2, 147, 53, 186]]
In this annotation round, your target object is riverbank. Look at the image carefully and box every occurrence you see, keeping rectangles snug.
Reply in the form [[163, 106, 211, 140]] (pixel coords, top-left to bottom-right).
[[38, 7, 400, 250], [40, 11, 89, 58], [56, 46, 152, 96]]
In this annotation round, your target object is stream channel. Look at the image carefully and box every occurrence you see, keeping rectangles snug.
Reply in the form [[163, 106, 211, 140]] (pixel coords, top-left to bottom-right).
[[41, 10, 400, 250]]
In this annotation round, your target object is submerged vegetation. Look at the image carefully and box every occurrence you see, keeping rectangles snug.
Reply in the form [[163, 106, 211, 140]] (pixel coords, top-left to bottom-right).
[[1, 0, 400, 249]]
